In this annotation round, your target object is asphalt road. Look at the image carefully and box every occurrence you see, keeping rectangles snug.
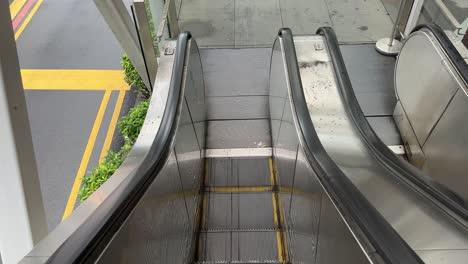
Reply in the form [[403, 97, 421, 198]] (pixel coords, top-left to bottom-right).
[[11, 0, 137, 231]]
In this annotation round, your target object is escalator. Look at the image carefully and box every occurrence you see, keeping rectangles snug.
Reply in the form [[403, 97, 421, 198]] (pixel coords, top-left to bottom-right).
[[20, 26, 468, 264]]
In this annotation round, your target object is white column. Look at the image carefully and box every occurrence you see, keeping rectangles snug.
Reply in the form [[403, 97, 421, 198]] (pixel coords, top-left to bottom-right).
[[94, 0, 152, 89], [404, 0, 425, 36], [0, 1, 47, 263], [148, 0, 165, 31]]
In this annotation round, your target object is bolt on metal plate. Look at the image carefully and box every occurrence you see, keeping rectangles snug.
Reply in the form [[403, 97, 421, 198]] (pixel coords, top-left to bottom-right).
[[164, 47, 175, 55]]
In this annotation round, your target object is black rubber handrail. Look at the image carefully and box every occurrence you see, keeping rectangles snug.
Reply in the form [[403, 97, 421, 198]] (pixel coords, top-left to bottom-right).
[[318, 24, 468, 222], [44, 32, 192, 263], [413, 23, 468, 81], [279, 28, 423, 264]]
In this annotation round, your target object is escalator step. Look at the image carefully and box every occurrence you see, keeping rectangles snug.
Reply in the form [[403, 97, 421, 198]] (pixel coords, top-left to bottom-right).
[[197, 230, 280, 263]]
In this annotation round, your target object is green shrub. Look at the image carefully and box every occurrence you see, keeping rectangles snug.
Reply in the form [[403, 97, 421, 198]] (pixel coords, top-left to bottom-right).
[[118, 100, 149, 145], [79, 101, 149, 202], [121, 54, 150, 98], [78, 147, 127, 202]]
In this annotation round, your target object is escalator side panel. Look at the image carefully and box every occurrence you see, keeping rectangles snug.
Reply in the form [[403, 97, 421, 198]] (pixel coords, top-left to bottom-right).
[[97, 151, 191, 263], [96, 39, 206, 264], [269, 35, 370, 264], [306, 28, 468, 262]]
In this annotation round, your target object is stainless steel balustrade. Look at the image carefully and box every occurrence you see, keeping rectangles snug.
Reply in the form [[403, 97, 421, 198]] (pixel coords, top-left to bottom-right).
[[20, 33, 206, 264], [394, 24, 468, 206], [290, 27, 468, 263], [270, 34, 371, 263]]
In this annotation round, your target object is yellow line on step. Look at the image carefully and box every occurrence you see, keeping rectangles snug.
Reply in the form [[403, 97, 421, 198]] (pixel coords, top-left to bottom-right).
[[205, 186, 273, 193], [269, 157, 282, 261], [61, 90, 112, 221], [269, 158, 275, 186]]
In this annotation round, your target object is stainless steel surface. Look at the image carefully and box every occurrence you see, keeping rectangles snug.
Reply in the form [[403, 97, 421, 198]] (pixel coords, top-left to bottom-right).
[[94, 0, 151, 89], [295, 34, 468, 262], [269, 36, 372, 264], [205, 148, 272, 158], [394, 28, 468, 202], [20, 41, 177, 263], [393, 100, 425, 167], [421, 89, 468, 202], [133, 0, 158, 87], [395, 29, 459, 146]]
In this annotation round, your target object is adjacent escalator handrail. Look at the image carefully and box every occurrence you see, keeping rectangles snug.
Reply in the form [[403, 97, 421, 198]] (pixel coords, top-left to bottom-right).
[[316, 25, 468, 222], [413, 23, 468, 81], [278, 28, 423, 264], [22, 33, 192, 263]]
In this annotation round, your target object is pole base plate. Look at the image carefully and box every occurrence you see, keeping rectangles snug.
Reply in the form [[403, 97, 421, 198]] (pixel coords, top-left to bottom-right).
[[375, 38, 402, 56]]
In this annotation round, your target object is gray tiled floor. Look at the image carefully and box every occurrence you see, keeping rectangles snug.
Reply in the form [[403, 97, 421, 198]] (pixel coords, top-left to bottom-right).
[[340, 43, 402, 145], [178, 0, 396, 47]]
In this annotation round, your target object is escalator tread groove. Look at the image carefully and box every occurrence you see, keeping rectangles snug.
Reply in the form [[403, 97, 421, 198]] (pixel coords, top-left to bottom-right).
[[195, 157, 289, 264]]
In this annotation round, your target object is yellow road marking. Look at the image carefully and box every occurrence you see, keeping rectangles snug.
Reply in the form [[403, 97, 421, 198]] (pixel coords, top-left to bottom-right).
[[9, 0, 28, 19], [14, 0, 43, 40], [99, 90, 126, 162], [206, 186, 273, 193], [21, 70, 129, 91], [62, 90, 112, 220]]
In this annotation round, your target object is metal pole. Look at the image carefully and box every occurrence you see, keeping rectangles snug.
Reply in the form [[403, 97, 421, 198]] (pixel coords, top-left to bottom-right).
[[94, 0, 151, 89], [0, 1, 47, 263], [376, 0, 407, 55], [132, 0, 158, 89]]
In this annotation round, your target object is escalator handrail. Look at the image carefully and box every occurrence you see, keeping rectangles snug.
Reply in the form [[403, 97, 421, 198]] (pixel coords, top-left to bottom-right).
[[320, 23, 468, 222], [22, 33, 192, 263], [412, 23, 468, 81], [278, 28, 423, 264]]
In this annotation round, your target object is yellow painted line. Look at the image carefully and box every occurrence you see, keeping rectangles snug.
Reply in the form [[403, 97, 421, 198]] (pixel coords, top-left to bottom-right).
[[99, 90, 126, 162], [206, 186, 273, 193], [269, 157, 289, 263], [276, 193, 289, 262], [21, 70, 129, 91], [62, 91, 112, 220], [14, 0, 43, 40], [9, 0, 28, 19], [269, 158, 275, 186], [269, 157, 283, 262], [272, 192, 284, 262]]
